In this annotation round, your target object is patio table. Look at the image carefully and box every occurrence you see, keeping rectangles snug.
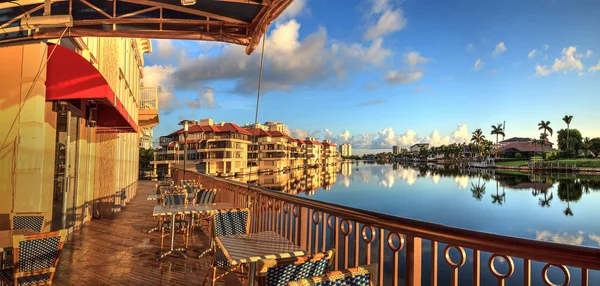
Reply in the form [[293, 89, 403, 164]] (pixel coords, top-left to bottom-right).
[[147, 194, 159, 201], [215, 231, 308, 286], [153, 205, 198, 260]]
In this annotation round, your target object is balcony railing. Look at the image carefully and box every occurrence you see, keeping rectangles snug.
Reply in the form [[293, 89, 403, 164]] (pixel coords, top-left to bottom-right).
[[140, 86, 158, 110], [174, 168, 600, 286]]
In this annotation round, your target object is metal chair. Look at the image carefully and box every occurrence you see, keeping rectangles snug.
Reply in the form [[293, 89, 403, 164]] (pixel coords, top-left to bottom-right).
[[0, 229, 68, 286], [287, 264, 379, 286], [192, 188, 217, 230], [257, 249, 335, 286], [160, 192, 190, 249], [3, 213, 47, 269], [202, 208, 250, 286]]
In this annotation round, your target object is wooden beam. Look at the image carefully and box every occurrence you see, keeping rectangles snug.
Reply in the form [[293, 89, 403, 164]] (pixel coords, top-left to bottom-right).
[[216, 0, 263, 5], [80, 0, 113, 19], [116, 6, 160, 19], [73, 18, 244, 27], [0, 4, 45, 29], [118, 0, 249, 24], [244, 0, 292, 54]]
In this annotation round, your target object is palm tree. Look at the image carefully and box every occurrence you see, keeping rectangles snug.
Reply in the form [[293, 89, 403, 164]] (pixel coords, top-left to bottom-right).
[[562, 115, 573, 153], [539, 133, 549, 154], [538, 121, 552, 152], [471, 129, 485, 157], [490, 123, 505, 144], [583, 137, 591, 158]]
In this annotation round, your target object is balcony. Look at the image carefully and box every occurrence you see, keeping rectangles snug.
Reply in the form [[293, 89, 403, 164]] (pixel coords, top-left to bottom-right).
[[138, 86, 159, 128]]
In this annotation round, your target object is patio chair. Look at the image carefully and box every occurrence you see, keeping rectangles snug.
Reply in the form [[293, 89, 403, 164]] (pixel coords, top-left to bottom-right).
[[202, 208, 250, 286], [3, 213, 48, 269], [287, 264, 379, 286], [192, 188, 217, 230], [160, 192, 190, 249], [0, 229, 68, 286], [257, 249, 335, 286]]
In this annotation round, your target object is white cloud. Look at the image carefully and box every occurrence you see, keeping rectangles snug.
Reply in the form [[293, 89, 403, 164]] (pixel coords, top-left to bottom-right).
[[535, 64, 551, 76], [493, 42, 507, 57], [186, 88, 216, 109], [424, 124, 469, 147], [142, 65, 180, 113], [551, 46, 584, 73], [450, 124, 470, 143], [528, 49, 537, 59], [364, 8, 407, 40], [362, 38, 392, 66], [589, 234, 600, 246], [467, 43, 473, 52], [588, 60, 600, 72], [543, 44, 549, 50], [586, 49, 593, 58], [369, 0, 392, 14], [404, 51, 431, 66], [473, 59, 484, 71], [383, 70, 423, 85], [536, 231, 584, 246], [278, 0, 306, 21]]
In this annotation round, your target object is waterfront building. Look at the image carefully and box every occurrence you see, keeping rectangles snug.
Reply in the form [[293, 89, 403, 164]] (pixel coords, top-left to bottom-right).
[[243, 121, 288, 134], [290, 139, 307, 169], [393, 145, 401, 154], [495, 137, 555, 158], [340, 143, 352, 157], [321, 140, 338, 166], [0, 37, 155, 229], [246, 128, 292, 173], [410, 143, 430, 153], [152, 119, 252, 177], [304, 137, 323, 167]]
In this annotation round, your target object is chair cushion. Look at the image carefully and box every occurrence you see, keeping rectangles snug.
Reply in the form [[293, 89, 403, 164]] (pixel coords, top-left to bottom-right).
[[0, 269, 52, 286]]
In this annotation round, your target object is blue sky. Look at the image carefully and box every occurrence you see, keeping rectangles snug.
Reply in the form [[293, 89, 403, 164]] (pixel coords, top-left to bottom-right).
[[144, 0, 600, 152]]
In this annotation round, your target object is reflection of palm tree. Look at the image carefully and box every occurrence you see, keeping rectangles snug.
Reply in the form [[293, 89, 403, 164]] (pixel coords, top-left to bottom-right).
[[470, 177, 486, 201], [557, 179, 583, 217], [491, 180, 506, 205], [538, 190, 553, 208]]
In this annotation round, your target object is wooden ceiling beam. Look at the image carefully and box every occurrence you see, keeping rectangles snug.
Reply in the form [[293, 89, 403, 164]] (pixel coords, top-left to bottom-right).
[[244, 0, 292, 54], [118, 0, 249, 25]]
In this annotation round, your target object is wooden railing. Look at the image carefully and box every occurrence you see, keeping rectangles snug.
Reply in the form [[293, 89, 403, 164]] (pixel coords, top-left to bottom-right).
[[174, 169, 600, 285]]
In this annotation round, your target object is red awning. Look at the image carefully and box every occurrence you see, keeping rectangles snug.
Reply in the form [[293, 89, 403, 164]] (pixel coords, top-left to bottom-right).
[[46, 43, 138, 133]]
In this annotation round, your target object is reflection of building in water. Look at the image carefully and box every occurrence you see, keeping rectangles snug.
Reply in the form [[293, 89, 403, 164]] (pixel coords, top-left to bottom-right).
[[341, 161, 353, 176], [258, 172, 290, 191]]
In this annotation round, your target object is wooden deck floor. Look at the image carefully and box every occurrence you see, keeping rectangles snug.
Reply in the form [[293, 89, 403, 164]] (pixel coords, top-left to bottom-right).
[[53, 181, 241, 286]]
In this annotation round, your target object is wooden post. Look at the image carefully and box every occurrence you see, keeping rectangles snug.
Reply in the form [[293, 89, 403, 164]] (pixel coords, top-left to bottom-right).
[[298, 207, 309, 250], [406, 235, 422, 286]]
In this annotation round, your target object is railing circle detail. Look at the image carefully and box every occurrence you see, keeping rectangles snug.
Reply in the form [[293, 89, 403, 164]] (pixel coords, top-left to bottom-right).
[[444, 245, 466, 268], [488, 254, 515, 279], [282, 203, 289, 214], [340, 219, 353, 236], [312, 211, 321, 224], [361, 225, 376, 244], [327, 216, 336, 229], [387, 232, 405, 252], [542, 264, 570, 286], [292, 205, 299, 217]]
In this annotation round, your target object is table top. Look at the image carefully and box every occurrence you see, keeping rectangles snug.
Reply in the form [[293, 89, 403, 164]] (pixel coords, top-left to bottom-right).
[[215, 231, 308, 266], [0, 229, 37, 252], [153, 203, 235, 216], [147, 194, 159, 201]]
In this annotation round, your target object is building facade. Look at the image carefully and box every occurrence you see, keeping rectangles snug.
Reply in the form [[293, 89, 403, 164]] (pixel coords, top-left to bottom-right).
[[0, 37, 155, 231], [393, 146, 401, 154], [410, 143, 430, 153], [340, 143, 352, 157]]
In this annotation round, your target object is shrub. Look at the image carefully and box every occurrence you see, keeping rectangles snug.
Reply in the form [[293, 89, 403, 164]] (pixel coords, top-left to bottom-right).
[[545, 152, 558, 160], [515, 152, 522, 159]]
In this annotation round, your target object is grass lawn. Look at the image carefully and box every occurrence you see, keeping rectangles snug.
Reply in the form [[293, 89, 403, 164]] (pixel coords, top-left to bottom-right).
[[542, 159, 600, 168], [495, 160, 528, 167]]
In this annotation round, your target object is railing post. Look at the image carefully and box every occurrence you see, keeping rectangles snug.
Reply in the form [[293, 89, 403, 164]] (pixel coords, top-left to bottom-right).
[[406, 235, 422, 286], [297, 206, 309, 250]]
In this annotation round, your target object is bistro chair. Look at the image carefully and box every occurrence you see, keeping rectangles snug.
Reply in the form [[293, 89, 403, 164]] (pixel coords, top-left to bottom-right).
[[257, 249, 335, 286], [287, 264, 379, 286], [160, 192, 190, 249], [192, 188, 217, 230], [0, 229, 68, 286], [203, 208, 250, 286], [3, 213, 48, 269]]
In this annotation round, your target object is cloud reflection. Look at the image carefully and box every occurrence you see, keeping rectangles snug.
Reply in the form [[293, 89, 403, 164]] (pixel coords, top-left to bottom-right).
[[535, 230, 584, 246], [454, 176, 469, 189]]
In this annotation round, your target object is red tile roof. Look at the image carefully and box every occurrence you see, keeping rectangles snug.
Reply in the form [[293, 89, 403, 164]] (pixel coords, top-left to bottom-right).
[[296, 139, 306, 145], [245, 128, 270, 137], [305, 140, 322, 145], [170, 122, 252, 136], [267, 131, 293, 140], [321, 141, 336, 147], [494, 141, 555, 153]]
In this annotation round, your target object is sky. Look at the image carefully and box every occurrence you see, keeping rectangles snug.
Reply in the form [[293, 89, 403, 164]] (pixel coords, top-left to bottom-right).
[[144, 0, 600, 154]]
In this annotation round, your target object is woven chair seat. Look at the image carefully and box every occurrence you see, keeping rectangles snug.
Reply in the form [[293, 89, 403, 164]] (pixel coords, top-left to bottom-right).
[[214, 250, 232, 267], [2, 248, 13, 269], [0, 269, 51, 286], [162, 220, 189, 228]]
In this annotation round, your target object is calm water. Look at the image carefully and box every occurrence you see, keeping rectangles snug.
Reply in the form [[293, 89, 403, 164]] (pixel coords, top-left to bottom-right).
[[293, 162, 600, 248], [244, 162, 600, 284]]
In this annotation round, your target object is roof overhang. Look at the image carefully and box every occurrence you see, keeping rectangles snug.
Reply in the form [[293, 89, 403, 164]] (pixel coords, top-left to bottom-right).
[[0, 0, 293, 54]]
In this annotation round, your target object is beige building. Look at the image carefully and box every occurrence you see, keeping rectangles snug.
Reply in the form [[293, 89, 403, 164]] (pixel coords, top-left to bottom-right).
[[243, 121, 287, 133], [289, 139, 306, 169], [152, 119, 252, 177], [246, 128, 292, 173], [321, 140, 338, 167], [0, 37, 155, 230], [302, 138, 322, 167], [340, 143, 352, 157]]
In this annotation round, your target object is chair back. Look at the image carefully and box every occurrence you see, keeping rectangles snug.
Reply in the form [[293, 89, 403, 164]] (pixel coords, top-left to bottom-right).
[[162, 191, 188, 206], [10, 212, 47, 232], [212, 208, 250, 237], [160, 186, 181, 195], [262, 249, 335, 286], [287, 264, 379, 286], [195, 188, 217, 204], [10, 229, 68, 286]]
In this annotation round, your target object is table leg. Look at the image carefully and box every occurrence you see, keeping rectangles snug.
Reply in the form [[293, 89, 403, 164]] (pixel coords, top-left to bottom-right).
[[157, 213, 188, 261], [248, 261, 256, 286]]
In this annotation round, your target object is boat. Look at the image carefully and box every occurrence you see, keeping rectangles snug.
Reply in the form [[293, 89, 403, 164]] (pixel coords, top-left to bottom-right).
[[468, 157, 496, 168]]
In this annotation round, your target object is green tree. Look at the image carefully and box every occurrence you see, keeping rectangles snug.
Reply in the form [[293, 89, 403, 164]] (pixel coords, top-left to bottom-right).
[[490, 123, 505, 144], [538, 120, 552, 152], [556, 129, 583, 155], [562, 115, 573, 151], [583, 137, 591, 158], [139, 147, 157, 173], [471, 129, 485, 156]]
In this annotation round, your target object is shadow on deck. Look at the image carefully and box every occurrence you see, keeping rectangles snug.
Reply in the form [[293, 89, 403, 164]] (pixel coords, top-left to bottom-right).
[[53, 181, 241, 286]]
